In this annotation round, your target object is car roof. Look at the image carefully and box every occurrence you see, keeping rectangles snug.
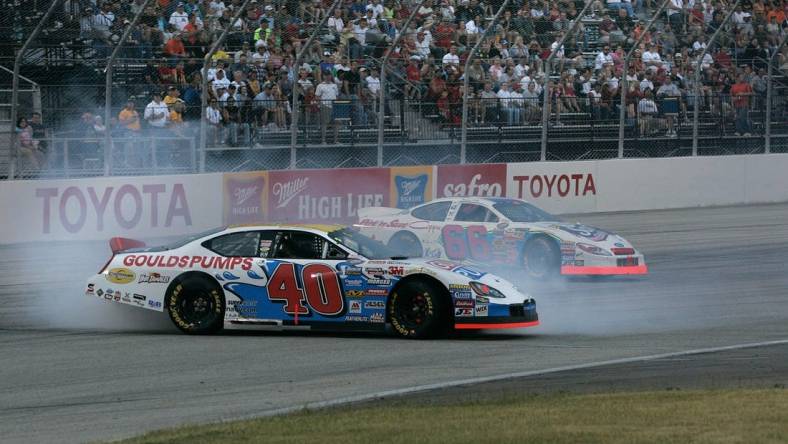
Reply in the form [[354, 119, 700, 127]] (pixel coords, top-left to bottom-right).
[[224, 223, 345, 235], [424, 196, 517, 206]]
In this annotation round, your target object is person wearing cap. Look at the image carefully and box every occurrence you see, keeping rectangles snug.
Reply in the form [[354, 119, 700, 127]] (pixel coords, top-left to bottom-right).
[[170, 3, 190, 30], [254, 19, 271, 43], [212, 68, 231, 94]]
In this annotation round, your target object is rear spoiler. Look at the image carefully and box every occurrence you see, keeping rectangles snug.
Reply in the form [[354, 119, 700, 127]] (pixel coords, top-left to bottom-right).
[[109, 237, 146, 254]]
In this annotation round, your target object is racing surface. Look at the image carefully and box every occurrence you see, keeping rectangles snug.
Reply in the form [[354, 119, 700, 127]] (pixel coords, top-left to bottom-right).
[[2, 203, 788, 443]]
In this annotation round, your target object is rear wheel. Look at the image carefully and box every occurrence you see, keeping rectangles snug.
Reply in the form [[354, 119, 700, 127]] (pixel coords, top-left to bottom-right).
[[523, 237, 560, 280], [389, 279, 449, 339], [388, 231, 423, 258], [166, 274, 224, 334]]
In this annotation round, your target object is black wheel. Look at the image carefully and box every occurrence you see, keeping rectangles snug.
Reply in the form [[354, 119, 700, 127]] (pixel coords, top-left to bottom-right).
[[388, 279, 449, 339], [166, 274, 225, 334], [523, 237, 560, 280], [388, 231, 423, 258]]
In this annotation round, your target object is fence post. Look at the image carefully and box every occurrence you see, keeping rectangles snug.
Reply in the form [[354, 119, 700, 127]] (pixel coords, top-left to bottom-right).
[[693, 0, 739, 156], [765, 34, 788, 154], [461, 0, 511, 164], [289, 0, 342, 169], [378, 0, 426, 167], [8, 0, 64, 179], [104, 0, 153, 177], [200, 0, 253, 174], [618, 0, 669, 158], [539, 0, 594, 161]]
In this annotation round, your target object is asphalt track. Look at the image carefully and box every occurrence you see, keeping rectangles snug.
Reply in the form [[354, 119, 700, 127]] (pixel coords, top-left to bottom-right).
[[2, 203, 788, 443]]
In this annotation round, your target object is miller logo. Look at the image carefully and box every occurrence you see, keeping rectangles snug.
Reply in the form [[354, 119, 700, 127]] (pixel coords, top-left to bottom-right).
[[272, 177, 309, 208], [225, 175, 266, 224], [394, 174, 428, 208]]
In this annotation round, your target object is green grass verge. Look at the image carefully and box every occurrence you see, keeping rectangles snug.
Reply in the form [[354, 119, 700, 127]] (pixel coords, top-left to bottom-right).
[[120, 388, 788, 444]]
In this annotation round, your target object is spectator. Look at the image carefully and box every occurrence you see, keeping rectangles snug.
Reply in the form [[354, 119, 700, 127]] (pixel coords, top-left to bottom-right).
[[118, 100, 142, 166], [637, 90, 659, 136], [442, 45, 460, 67], [169, 3, 190, 31], [28, 112, 48, 163], [315, 73, 339, 144], [144, 92, 169, 129], [206, 98, 224, 145], [15, 117, 43, 170], [656, 76, 682, 136], [730, 74, 753, 136]]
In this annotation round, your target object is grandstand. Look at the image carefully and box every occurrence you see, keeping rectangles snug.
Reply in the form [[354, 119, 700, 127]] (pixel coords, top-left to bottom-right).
[[1, 0, 786, 178]]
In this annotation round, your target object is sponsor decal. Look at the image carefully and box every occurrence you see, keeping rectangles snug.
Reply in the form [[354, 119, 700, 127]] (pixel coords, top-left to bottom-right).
[[455, 299, 475, 309], [133, 293, 146, 301], [223, 171, 268, 224], [451, 266, 486, 280], [454, 308, 473, 317], [96, 288, 104, 297], [475, 304, 488, 317], [366, 278, 391, 286], [35, 183, 192, 235], [390, 166, 433, 209], [106, 267, 136, 284], [122, 293, 132, 302], [423, 247, 442, 258], [512, 173, 596, 199], [364, 301, 386, 309], [349, 300, 362, 314], [449, 284, 471, 290], [425, 259, 459, 271], [345, 315, 370, 322], [344, 279, 363, 287], [475, 296, 489, 304], [369, 312, 385, 323], [103, 292, 113, 300], [559, 224, 609, 242], [365, 288, 388, 296], [387, 266, 404, 276], [268, 169, 389, 223], [138, 272, 171, 284], [615, 242, 625, 247], [345, 290, 365, 298], [363, 267, 385, 277], [123, 255, 253, 271], [437, 164, 506, 197], [85, 284, 95, 295], [148, 300, 162, 309]]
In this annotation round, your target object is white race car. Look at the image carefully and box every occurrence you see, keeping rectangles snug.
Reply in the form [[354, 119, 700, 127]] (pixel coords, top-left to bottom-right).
[[356, 197, 648, 278], [86, 224, 539, 338]]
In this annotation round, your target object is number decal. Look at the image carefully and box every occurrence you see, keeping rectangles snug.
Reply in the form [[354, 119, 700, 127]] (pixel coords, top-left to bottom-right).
[[441, 224, 491, 261], [301, 263, 344, 316], [268, 263, 308, 314], [441, 225, 468, 260], [267, 262, 344, 317]]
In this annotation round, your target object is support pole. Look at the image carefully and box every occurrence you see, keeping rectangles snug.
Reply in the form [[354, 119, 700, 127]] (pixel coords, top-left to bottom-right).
[[200, 0, 254, 170], [460, 0, 510, 164], [104, 0, 153, 176], [540, 0, 594, 161], [378, 0, 426, 167], [692, 0, 739, 156], [9, 0, 64, 179], [765, 33, 788, 154], [618, 0, 670, 158], [289, 0, 342, 168]]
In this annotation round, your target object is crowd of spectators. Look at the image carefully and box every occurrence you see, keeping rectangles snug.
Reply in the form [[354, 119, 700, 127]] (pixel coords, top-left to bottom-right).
[[18, 0, 788, 159]]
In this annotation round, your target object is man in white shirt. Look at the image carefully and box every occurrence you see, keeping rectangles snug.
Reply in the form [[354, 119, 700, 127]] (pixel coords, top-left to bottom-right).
[[365, 69, 381, 96], [328, 8, 344, 33], [144, 92, 169, 128], [169, 3, 189, 30], [637, 90, 659, 136], [442, 45, 460, 67], [642, 43, 662, 72], [594, 46, 614, 71], [666, 0, 684, 31], [415, 31, 431, 59], [209, 0, 226, 17], [497, 82, 521, 126], [465, 16, 480, 35], [353, 18, 369, 46], [211, 69, 231, 94], [315, 74, 339, 144], [367, 0, 384, 18]]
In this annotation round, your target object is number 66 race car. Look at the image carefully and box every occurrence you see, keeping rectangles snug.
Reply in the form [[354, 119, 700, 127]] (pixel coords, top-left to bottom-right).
[[356, 197, 648, 279], [86, 225, 539, 338]]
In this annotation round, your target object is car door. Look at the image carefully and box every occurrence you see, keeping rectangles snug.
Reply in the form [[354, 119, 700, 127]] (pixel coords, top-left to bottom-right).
[[408, 200, 453, 258], [443, 202, 501, 263]]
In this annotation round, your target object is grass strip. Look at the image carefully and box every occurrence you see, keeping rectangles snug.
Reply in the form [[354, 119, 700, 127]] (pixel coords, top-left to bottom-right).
[[120, 388, 788, 444]]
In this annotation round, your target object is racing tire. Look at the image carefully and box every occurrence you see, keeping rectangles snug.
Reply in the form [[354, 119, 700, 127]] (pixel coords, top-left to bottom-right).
[[388, 231, 423, 258], [388, 279, 450, 339], [166, 274, 225, 335], [523, 237, 560, 280]]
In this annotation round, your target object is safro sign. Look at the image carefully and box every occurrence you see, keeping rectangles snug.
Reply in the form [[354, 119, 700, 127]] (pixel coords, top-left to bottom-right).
[[436, 164, 506, 197]]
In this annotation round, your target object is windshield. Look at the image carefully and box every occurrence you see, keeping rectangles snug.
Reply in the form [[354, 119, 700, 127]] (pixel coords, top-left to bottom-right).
[[493, 200, 558, 222], [328, 227, 400, 260]]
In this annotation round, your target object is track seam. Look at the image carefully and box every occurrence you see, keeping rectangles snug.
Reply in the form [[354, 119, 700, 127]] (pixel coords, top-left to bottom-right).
[[235, 338, 788, 421]]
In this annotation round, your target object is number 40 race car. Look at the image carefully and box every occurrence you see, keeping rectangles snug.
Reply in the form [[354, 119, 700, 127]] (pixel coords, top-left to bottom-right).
[[356, 197, 648, 279], [86, 225, 539, 338]]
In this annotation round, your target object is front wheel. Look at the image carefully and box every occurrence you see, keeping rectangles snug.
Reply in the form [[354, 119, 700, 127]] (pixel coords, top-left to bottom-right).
[[523, 237, 560, 280], [166, 274, 225, 334], [389, 280, 449, 339], [388, 231, 423, 258]]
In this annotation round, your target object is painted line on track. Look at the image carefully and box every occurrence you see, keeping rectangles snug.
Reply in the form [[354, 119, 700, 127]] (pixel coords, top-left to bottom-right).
[[237, 338, 788, 421]]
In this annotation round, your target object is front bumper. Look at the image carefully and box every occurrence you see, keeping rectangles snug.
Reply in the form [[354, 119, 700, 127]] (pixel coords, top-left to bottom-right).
[[561, 254, 648, 275], [454, 299, 539, 330]]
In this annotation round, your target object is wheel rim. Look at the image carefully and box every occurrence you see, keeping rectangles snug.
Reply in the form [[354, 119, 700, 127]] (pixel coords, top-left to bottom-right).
[[395, 235, 422, 258], [525, 241, 553, 277], [394, 291, 432, 330], [176, 289, 218, 329]]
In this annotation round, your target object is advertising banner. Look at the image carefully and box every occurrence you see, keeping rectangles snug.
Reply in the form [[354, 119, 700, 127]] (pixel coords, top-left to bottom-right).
[[436, 163, 507, 198], [0, 173, 223, 243], [223, 171, 269, 225], [389, 165, 434, 209], [506, 161, 599, 214], [267, 167, 391, 224]]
